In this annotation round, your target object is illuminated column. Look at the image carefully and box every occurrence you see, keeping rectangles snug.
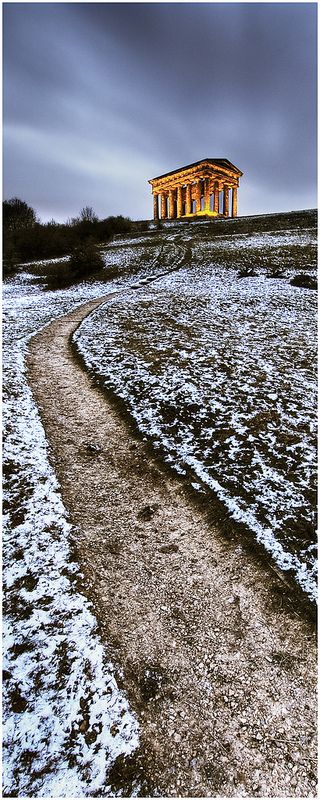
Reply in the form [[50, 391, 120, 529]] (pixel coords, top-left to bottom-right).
[[196, 181, 201, 213], [232, 187, 238, 218], [223, 185, 229, 217], [186, 184, 192, 214], [161, 193, 167, 219], [177, 185, 183, 218], [169, 188, 176, 219], [153, 194, 159, 221], [214, 183, 219, 214], [204, 178, 211, 213]]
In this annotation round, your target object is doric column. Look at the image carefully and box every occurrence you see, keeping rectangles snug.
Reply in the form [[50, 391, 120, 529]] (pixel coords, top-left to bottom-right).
[[223, 186, 229, 217], [204, 178, 211, 213], [186, 184, 192, 214], [214, 183, 219, 214], [177, 185, 183, 218], [196, 181, 201, 213], [213, 183, 219, 214], [153, 194, 159, 221], [169, 188, 176, 219], [232, 187, 238, 218], [161, 193, 167, 219]]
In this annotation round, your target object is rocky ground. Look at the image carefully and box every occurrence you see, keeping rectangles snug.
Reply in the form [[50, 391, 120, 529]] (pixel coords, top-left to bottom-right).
[[26, 292, 317, 798]]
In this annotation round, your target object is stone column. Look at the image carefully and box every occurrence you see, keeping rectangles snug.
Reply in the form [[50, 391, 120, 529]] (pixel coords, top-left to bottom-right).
[[177, 185, 183, 218], [153, 194, 159, 221], [204, 178, 211, 213], [186, 184, 192, 214], [232, 187, 238, 218], [161, 193, 167, 219], [214, 183, 219, 214], [169, 188, 176, 219], [223, 186, 229, 217], [196, 181, 201, 213]]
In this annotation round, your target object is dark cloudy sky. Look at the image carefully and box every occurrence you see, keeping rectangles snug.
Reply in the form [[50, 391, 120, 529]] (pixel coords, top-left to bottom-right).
[[3, 2, 317, 222]]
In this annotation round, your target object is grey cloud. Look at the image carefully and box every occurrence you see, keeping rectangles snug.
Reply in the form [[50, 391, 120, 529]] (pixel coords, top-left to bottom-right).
[[3, 2, 317, 221]]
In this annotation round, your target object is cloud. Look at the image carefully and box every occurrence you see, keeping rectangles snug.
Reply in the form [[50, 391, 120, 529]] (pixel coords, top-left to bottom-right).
[[3, 2, 317, 221]]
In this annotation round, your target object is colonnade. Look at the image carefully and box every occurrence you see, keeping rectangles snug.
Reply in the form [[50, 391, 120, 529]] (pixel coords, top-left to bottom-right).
[[152, 179, 238, 220], [149, 159, 243, 221]]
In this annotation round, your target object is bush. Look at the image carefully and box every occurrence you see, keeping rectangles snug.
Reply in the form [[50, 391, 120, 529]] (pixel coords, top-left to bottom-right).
[[290, 274, 317, 290], [68, 239, 105, 277], [3, 241, 19, 277], [237, 265, 256, 278], [43, 241, 105, 289]]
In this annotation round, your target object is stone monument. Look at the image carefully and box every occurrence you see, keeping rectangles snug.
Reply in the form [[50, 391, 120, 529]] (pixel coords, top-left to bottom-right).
[[149, 158, 243, 220]]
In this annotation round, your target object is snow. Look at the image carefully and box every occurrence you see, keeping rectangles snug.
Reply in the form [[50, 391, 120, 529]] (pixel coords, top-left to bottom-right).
[[19, 256, 70, 266], [3, 221, 317, 793], [3, 275, 140, 797], [74, 237, 317, 601]]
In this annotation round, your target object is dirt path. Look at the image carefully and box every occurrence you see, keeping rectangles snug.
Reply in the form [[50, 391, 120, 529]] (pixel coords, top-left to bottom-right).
[[26, 293, 317, 798]]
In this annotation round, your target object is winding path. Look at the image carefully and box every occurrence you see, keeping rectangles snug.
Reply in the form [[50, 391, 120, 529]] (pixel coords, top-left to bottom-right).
[[26, 291, 316, 797]]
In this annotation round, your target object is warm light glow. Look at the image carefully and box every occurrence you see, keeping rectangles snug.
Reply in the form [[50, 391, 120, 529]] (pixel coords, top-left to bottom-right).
[[183, 210, 219, 218], [149, 159, 242, 221]]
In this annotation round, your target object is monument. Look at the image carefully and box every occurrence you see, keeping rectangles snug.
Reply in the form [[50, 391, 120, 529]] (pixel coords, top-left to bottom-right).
[[149, 158, 243, 220]]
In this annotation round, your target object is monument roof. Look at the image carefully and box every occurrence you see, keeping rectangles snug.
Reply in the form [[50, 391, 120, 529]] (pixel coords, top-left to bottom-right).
[[149, 158, 243, 182]]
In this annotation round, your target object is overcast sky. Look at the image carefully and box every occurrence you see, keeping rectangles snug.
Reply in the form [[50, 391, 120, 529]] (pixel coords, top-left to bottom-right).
[[3, 2, 317, 222]]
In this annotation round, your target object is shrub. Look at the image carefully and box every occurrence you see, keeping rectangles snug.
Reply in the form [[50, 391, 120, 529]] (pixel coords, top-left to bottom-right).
[[290, 274, 317, 290], [68, 239, 105, 277], [3, 241, 19, 277], [237, 265, 256, 278], [43, 241, 105, 289]]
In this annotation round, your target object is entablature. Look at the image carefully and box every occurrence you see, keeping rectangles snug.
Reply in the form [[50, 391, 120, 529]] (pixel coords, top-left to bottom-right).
[[149, 159, 242, 194]]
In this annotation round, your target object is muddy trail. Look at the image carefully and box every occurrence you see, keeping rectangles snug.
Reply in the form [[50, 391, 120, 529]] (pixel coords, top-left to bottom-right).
[[25, 288, 317, 798]]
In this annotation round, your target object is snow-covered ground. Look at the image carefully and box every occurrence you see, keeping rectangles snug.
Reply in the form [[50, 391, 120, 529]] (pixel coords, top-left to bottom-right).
[[3, 220, 317, 794], [74, 235, 317, 602], [3, 274, 141, 797]]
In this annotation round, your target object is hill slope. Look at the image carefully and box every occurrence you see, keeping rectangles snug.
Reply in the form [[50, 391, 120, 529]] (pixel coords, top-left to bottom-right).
[[74, 209, 317, 601]]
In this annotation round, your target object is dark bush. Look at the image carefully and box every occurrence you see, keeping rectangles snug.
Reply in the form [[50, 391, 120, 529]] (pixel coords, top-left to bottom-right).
[[237, 265, 256, 278], [289, 274, 317, 290], [266, 267, 286, 278], [3, 241, 19, 277], [68, 239, 105, 276], [43, 239, 106, 289]]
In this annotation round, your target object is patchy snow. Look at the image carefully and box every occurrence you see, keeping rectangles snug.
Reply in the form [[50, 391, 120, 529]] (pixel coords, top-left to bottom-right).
[[74, 258, 317, 601], [111, 234, 156, 247], [3, 276, 140, 797], [169, 224, 316, 254], [3, 220, 317, 793], [19, 255, 70, 266]]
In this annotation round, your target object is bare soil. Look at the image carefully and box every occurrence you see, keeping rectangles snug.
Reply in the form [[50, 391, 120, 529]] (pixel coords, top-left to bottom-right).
[[26, 292, 317, 798]]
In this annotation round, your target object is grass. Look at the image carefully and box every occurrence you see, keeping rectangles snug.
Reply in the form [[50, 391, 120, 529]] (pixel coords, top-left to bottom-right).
[[73, 212, 317, 600]]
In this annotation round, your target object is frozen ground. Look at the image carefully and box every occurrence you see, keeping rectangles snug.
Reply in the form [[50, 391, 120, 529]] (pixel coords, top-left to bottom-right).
[[74, 228, 317, 602], [3, 275, 142, 797], [3, 217, 317, 794]]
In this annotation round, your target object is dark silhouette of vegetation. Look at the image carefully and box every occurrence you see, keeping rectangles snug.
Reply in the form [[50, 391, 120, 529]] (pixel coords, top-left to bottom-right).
[[3, 198, 37, 231], [3, 198, 133, 279], [290, 274, 317, 290], [43, 239, 106, 290], [237, 265, 256, 278]]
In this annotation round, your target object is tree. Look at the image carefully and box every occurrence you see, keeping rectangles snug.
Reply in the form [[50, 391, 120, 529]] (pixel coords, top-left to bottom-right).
[[3, 198, 37, 231], [79, 206, 98, 223], [69, 206, 99, 226]]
